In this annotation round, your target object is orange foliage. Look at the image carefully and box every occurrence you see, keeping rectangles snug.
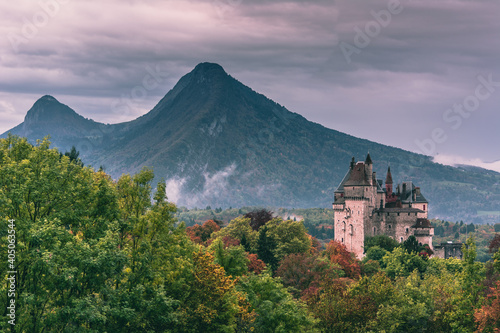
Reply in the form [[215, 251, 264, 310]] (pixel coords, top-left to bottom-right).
[[247, 253, 266, 275], [186, 220, 221, 245], [475, 281, 500, 332], [325, 240, 361, 279]]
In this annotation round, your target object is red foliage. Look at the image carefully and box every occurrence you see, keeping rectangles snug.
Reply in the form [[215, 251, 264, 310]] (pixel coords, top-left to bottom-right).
[[310, 236, 322, 254], [247, 253, 266, 275], [222, 236, 240, 248], [325, 240, 361, 279], [475, 281, 500, 332], [186, 220, 221, 246], [489, 234, 500, 254]]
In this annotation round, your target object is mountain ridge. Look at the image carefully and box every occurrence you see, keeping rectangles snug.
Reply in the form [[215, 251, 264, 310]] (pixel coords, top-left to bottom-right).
[[2, 62, 499, 224]]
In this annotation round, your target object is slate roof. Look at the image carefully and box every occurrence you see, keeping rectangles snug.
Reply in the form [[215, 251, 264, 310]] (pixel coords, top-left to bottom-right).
[[334, 168, 352, 193], [344, 162, 371, 186], [397, 182, 428, 203]]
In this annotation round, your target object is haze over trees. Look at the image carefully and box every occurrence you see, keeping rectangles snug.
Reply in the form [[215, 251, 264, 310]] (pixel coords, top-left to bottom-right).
[[1, 136, 500, 332]]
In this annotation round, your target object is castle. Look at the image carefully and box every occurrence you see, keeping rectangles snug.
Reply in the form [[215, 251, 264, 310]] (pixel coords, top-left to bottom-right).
[[332, 154, 434, 259]]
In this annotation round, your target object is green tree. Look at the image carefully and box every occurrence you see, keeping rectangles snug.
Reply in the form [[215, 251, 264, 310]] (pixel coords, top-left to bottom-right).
[[209, 238, 249, 277], [257, 225, 279, 271], [237, 269, 318, 332], [212, 217, 258, 253], [364, 245, 388, 265], [364, 235, 399, 253], [382, 247, 428, 279]]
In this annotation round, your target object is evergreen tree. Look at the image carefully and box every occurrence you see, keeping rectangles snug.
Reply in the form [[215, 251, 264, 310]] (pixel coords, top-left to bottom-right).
[[257, 225, 278, 271]]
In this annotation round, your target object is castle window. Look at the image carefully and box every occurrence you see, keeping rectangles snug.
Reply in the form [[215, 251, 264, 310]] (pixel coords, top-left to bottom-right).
[[406, 228, 409, 233], [397, 212, 400, 216], [377, 212, 380, 216], [387, 212, 390, 216], [342, 222, 346, 231], [408, 213, 410, 216], [400, 237, 404, 243], [415, 213, 417, 216], [388, 225, 391, 229], [349, 224, 353, 235], [341, 238, 344, 243], [423, 205, 426, 210]]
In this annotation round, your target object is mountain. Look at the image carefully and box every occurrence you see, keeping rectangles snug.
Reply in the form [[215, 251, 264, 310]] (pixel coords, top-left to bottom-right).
[[2, 63, 500, 224], [4, 95, 108, 153]]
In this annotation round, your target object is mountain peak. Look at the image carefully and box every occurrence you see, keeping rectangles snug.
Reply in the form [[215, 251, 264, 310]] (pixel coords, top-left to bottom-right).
[[38, 95, 59, 102], [24, 95, 85, 126], [189, 62, 228, 83]]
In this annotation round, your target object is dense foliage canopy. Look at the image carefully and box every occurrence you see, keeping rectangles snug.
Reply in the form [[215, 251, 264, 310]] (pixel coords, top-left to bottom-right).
[[1, 136, 500, 332]]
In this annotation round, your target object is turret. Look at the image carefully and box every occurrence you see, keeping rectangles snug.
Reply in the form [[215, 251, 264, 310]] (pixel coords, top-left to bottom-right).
[[385, 165, 393, 194], [364, 153, 373, 185]]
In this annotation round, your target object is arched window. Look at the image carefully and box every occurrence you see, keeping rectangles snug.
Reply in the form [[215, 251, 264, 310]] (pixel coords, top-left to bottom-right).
[[373, 227, 377, 235], [400, 237, 404, 243]]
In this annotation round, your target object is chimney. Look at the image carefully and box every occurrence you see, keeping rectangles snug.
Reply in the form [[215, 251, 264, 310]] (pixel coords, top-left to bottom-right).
[[402, 183, 407, 197], [350, 157, 355, 170], [415, 187, 421, 196]]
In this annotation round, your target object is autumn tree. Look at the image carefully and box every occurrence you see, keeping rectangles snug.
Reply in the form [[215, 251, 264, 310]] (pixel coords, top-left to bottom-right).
[[177, 250, 252, 332], [276, 252, 342, 298], [475, 281, 500, 332], [186, 219, 221, 245], [325, 240, 361, 279]]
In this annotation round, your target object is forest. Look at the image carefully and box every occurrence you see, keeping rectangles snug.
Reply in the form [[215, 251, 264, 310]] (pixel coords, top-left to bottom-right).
[[1, 135, 500, 332]]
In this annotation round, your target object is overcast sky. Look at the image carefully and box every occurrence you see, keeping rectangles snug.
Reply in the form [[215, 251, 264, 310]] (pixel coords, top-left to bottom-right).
[[1, 0, 499, 171]]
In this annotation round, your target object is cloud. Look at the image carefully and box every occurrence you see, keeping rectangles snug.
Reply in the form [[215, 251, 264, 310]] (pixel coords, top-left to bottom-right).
[[165, 177, 186, 204], [164, 163, 237, 207], [433, 154, 500, 174], [0, 0, 499, 163]]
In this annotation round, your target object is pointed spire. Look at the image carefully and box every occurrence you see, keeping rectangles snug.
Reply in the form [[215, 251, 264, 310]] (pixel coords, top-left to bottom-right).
[[386, 165, 393, 184], [365, 152, 372, 165]]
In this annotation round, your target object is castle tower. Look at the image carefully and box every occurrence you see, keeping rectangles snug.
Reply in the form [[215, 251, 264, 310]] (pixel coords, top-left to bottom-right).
[[333, 154, 377, 259], [364, 153, 373, 185]]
